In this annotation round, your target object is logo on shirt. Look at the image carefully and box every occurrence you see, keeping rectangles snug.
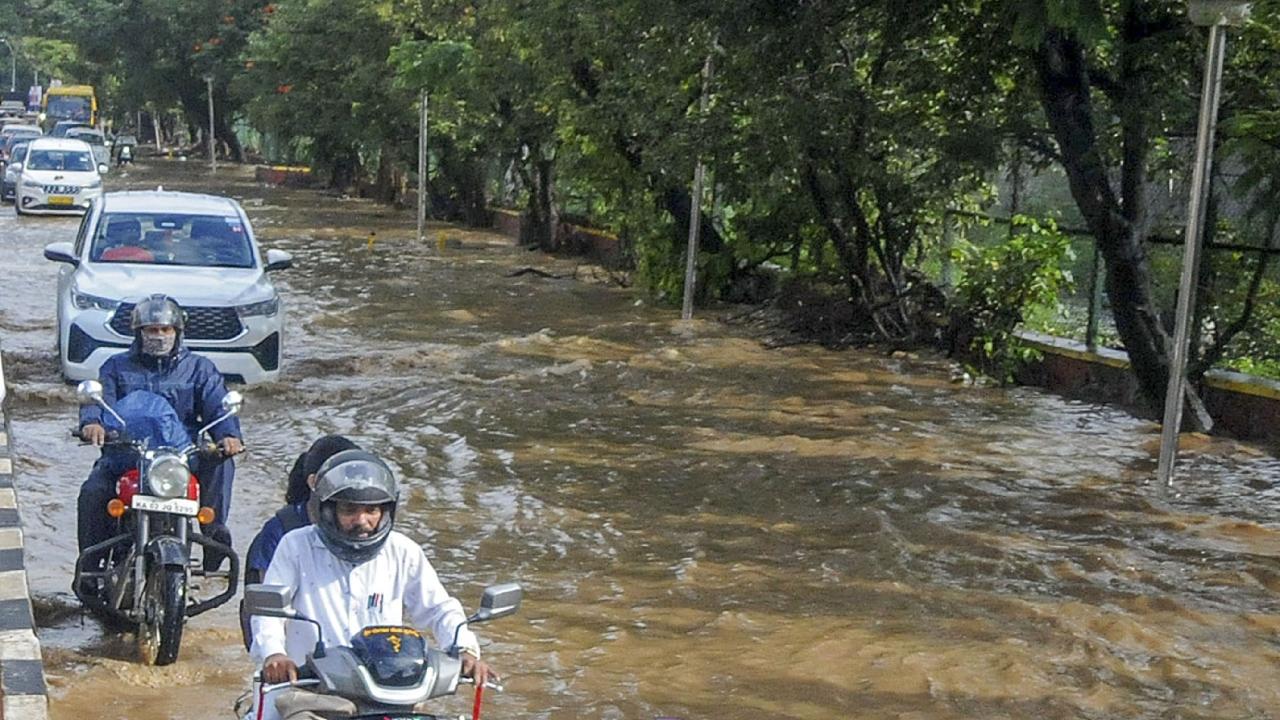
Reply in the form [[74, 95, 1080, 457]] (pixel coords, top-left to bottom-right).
[[367, 592, 384, 612]]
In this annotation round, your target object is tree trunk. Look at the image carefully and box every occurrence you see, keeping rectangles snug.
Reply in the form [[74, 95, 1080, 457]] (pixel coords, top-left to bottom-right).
[[1034, 30, 1178, 418]]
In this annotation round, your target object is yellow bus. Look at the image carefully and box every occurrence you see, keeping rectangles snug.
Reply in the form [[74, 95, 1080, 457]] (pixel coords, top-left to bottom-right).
[[42, 85, 98, 128]]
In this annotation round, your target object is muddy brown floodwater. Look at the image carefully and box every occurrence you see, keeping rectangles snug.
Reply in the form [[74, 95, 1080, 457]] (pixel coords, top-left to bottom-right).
[[1, 160, 1279, 720]]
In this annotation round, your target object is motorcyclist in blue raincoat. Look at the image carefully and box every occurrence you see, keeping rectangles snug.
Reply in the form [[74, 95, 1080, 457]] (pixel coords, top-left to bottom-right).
[[77, 294, 244, 573]]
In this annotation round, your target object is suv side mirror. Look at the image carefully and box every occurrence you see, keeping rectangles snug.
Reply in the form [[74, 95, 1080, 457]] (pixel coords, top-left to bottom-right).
[[43, 242, 79, 266], [264, 249, 293, 272]]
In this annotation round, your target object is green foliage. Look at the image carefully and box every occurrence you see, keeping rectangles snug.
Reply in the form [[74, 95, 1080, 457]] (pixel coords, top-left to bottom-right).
[[951, 216, 1076, 381]]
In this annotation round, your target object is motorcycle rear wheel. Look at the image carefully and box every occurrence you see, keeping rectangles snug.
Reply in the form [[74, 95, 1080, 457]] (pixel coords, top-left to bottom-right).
[[138, 564, 186, 665]]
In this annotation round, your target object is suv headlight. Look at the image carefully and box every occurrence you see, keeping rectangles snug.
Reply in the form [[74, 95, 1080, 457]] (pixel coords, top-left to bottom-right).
[[237, 296, 279, 318], [21, 178, 40, 188], [85, 177, 102, 189], [147, 454, 190, 498], [72, 289, 119, 311]]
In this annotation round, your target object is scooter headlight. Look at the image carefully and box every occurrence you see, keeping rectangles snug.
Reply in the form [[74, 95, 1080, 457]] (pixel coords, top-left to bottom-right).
[[148, 454, 190, 498]]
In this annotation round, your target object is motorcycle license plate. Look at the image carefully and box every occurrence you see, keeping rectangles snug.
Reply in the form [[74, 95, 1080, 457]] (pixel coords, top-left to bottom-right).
[[131, 495, 198, 516], [48, 195, 74, 206]]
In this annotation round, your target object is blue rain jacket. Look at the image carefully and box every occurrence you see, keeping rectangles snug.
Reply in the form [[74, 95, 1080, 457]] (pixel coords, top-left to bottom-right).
[[101, 390, 192, 448], [79, 342, 242, 443]]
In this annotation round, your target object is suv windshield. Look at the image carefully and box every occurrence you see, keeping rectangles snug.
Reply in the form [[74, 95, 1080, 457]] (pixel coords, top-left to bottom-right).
[[26, 149, 94, 171], [89, 213, 255, 268]]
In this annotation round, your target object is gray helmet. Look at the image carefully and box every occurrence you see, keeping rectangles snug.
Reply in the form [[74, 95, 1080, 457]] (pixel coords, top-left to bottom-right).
[[308, 450, 399, 565], [130, 293, 186, 331]]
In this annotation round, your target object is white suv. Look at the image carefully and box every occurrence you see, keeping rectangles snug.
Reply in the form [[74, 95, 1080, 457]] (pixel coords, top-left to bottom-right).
[[14, 137, 105, 215], [43, 190, 293, 384]]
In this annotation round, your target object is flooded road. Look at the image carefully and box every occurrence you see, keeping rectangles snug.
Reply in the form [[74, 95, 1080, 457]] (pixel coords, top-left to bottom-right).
[[3, 160, 1280, 719]]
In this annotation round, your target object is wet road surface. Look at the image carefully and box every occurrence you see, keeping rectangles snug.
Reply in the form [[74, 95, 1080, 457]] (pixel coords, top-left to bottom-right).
[[2, 160, 1279, 719]]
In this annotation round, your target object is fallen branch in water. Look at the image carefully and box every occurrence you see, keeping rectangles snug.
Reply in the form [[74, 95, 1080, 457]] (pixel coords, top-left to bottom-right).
[[505, 267, 568, 279]]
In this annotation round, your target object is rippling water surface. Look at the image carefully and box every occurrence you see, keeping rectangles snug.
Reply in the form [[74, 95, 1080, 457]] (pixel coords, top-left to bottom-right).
[[1, 161, 1278, 719]]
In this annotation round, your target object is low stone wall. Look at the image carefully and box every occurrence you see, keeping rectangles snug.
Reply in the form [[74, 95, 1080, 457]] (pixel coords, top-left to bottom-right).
[[0, 348, 50, 719], [489, 208, 624, 267], [254, 165, 315, 188], [1019, 331, 1280, 446]]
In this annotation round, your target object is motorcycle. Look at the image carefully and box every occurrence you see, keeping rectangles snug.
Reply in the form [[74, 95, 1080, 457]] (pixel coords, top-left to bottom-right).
[[117, 143, 134, 166], [241, 581, 521, 720], [72, 379, 244, 665]]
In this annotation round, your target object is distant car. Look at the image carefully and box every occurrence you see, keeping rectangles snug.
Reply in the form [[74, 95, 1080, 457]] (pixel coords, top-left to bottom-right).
[[13, 137, 105, 215], [66, 128, 110, 167], [0, 127, 40, 164], [50, 120, 93, 138], [2, 139, 30, 201], [42, 190, 293, 384]]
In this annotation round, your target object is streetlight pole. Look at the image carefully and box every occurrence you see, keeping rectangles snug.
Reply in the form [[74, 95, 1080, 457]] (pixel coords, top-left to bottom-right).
[[1157, 0, 1251, 486]]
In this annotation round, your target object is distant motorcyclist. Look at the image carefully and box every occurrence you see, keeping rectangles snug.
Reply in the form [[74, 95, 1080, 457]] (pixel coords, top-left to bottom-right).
[[248, 450, 495, 720], [77, 294, 244, 576]]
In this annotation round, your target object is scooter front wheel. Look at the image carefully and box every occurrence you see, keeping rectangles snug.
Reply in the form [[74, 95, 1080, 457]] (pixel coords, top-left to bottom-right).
[[138, 564, 186, 665]]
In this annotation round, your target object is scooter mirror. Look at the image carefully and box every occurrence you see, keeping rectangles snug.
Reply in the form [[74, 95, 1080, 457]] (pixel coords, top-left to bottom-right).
[[76, 380, 105, 405], [467, 582, 522, 624], [221, 391, 244, 415], [243, 584, 297, 619]]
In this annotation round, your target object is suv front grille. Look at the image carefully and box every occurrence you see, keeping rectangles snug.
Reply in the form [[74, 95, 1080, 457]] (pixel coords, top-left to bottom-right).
[[111, 303, 244, 341]]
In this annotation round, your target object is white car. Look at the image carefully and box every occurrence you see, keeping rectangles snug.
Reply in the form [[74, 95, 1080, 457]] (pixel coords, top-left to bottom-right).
[[43, 190, 293, 384], [14, 137, 106, 215]]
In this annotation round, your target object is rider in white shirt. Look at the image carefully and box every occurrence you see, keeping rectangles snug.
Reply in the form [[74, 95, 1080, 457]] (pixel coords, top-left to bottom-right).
[[248, 450, 495, 720]]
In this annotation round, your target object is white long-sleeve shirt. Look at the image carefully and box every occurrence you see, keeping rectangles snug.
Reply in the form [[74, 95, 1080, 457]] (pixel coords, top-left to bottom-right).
[[249, 526, 480, 666]]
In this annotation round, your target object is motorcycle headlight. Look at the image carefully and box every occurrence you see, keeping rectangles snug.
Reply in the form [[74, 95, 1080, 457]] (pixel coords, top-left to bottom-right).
[[72, 289, 119, 311], [237, 296, 279, 318], [147, 454, 190, 498]]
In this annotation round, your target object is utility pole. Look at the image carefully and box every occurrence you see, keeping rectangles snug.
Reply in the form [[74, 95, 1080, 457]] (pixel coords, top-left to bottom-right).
[[417, 91, 428, 243], [681, 53, 714, 321], [205, 76, 217, 172]]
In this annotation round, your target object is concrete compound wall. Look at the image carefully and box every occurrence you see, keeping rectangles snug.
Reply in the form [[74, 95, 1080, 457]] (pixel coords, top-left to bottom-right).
[[0, 348, 50, 719], [490, 208, 624, 267], [1019, 331, 1280, 447]]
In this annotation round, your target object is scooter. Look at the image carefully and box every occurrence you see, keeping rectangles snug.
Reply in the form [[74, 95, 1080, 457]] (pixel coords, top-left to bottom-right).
[[72, 379, 244, 665], [241, 582, 521, 719], [117, 143, 134, 166]]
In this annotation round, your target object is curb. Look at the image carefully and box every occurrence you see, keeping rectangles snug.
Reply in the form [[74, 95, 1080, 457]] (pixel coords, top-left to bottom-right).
[[0, 349, 51, 720]]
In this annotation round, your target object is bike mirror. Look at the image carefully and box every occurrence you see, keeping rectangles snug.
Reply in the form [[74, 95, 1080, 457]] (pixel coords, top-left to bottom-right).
[[243, 584, 297, 619], [221, 391, 244, 415], [76, 380, 104, 405], [467, 582, 522, 624]]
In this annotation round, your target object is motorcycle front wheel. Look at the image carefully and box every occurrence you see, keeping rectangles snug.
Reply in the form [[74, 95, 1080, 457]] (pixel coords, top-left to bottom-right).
[[137, 564, 186, 665]]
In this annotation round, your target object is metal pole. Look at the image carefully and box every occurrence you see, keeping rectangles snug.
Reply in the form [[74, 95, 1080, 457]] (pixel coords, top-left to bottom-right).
[[681, 54, 714, 321], [1085, 240, 1103, 352], [206, 76, 217, 172], [1157, 22, 1228, 486], [417, 90, 428, 243]]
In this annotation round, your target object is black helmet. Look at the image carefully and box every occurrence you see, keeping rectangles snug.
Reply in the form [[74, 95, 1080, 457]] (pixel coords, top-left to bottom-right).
[[309, 450, 399, 565], [130, 293, 186, 331]]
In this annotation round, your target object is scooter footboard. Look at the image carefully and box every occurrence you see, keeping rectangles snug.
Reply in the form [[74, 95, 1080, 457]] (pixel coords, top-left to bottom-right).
[[187, 533, 239, 617]]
